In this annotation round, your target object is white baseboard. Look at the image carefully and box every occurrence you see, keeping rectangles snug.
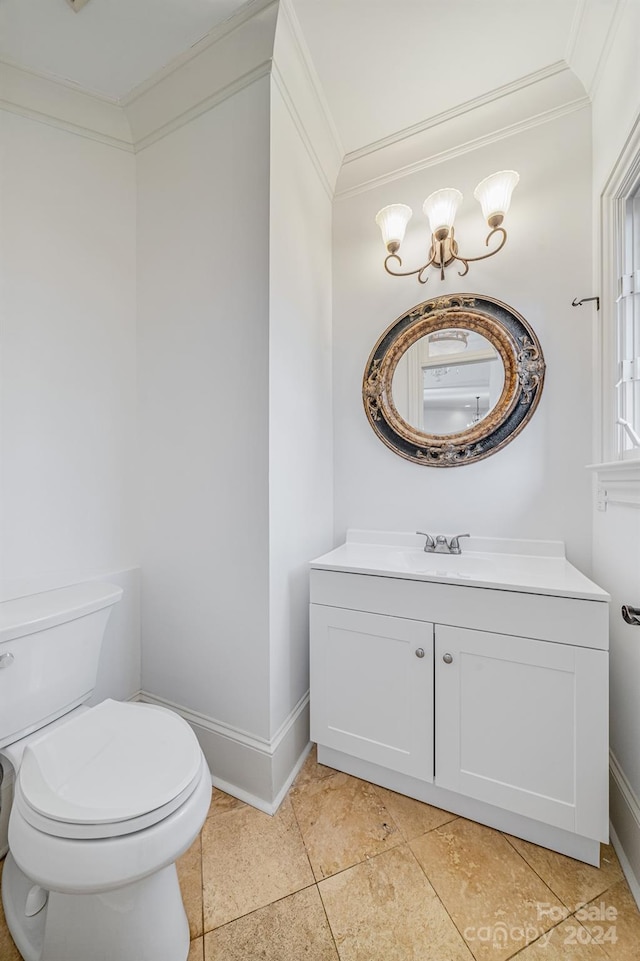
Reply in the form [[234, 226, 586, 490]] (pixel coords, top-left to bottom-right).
[[609, 752, 640, 909], [609, 821, 640, 909], [136, 690, 310, 813], [211, 743, 312, 816]]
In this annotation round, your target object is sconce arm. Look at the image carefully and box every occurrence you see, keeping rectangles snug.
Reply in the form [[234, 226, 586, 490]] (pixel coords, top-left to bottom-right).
[[450, 227, 507, 277], [383, 227, 507, 283], [383, 249, 440, 285]]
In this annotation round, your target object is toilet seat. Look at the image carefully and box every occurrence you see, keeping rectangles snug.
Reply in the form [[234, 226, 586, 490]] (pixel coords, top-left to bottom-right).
[[15, 699, 203, 840]]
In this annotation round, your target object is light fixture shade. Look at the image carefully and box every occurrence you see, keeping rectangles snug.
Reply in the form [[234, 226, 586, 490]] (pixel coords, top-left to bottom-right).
[[428, 330, 469, 356], [375, 204, 413, 251], [473, 170, 519, 225], [422, 188, 463, 236]]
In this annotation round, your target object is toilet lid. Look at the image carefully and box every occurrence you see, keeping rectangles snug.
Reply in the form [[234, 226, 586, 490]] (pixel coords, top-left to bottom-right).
[[18, 699, 203, 831]]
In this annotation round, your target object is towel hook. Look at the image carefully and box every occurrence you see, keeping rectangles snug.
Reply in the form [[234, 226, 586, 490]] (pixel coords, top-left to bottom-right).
[[571, 296, 600, 310]]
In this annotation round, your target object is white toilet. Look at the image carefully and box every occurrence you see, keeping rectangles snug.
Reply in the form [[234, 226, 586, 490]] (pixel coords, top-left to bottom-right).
[[0, 581, 212, 961]]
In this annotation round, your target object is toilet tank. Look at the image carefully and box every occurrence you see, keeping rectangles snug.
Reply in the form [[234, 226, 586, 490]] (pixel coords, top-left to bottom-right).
[[0, 582, 123, 749]]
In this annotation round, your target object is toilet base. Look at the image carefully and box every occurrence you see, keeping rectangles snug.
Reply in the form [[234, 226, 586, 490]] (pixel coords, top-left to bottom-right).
[[2, 852, 190, 961], [2, 854, 44, 961]]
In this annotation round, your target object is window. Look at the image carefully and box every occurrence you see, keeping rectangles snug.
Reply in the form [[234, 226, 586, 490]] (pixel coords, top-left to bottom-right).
[[594, 120, 640, 504], [615, 189, 640, 458]]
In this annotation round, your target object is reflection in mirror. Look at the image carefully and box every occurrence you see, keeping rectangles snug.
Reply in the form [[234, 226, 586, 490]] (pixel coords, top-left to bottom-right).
[[393, 329, 505, 435], [363, 294, 545, 466]]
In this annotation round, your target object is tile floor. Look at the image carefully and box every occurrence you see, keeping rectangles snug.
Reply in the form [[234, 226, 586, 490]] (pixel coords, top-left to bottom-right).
[[2, 746, 640, 960]]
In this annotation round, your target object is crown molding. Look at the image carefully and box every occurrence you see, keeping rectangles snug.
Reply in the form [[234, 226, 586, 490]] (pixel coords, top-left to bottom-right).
[[335, 62, 589, 198], [271, 0, 343, 198], [0, 97, 134, 152], [0, 56, 121, 105], [276, 0, 343, 163], [122, 1, 278, 148], [564, 0, 588, 66], [120, 0, 278, 108], [343, 61, 573, 167], [271, 65, 332, 200], [588, 0, 627, 99], [0, 0, 278, 153], [133, 61, 271, 153], [335, 96, 590, 201], [0, 59, 133, 149]]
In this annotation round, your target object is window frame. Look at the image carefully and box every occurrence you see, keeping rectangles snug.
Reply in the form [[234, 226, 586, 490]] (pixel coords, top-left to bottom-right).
[[599, 118, 640, 466]]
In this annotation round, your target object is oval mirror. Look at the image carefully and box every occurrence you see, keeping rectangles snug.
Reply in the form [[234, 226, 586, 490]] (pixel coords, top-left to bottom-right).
[[363, 294, 545, 466]]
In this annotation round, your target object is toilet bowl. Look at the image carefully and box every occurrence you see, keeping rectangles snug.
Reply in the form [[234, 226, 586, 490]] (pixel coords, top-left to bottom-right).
[[0, 583, 212, 961]]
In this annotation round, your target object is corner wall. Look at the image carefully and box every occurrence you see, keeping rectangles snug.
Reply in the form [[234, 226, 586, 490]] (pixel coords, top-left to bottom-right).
[[267, 78, 334, 792], [136, 1, 337, 809], [136, 77, 273, 744]]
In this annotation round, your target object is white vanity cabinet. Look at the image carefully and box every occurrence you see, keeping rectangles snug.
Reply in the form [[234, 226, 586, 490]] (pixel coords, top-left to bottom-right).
[[310, 606, 434, 780], [434, 625, 607, 836], [310, 532, 610, 866]]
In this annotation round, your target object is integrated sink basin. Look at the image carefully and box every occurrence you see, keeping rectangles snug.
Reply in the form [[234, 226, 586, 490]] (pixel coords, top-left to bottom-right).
[[396, 550, 493, 579], [310, 530, 610, 601]]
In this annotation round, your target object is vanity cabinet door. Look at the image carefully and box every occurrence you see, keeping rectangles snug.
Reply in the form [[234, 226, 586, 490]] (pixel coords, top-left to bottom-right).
[[435, 625, 608, 839], [310, 605, 434, 780]]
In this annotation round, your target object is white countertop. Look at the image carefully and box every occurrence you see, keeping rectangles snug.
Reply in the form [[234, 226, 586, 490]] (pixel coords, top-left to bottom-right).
[[310, 531, 610, 602]]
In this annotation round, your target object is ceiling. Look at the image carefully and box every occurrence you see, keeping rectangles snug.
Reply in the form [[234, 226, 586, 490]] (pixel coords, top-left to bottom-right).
[[0, 0, 249, 99], [292, 0, 586, 154], [0, 0, 614, 154]]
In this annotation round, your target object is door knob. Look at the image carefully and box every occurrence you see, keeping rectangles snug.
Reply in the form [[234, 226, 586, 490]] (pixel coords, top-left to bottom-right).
[[415, 648, 425, 658], [442, 653, 453, 664]]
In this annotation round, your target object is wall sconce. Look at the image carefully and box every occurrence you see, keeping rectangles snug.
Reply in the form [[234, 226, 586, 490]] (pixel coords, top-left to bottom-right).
[[375, 170, 519, 283]]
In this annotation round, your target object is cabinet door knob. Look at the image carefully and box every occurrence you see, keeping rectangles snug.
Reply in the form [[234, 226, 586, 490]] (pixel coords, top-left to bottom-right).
[[415, 648, 425, 658], [442, 653, 453, 664]]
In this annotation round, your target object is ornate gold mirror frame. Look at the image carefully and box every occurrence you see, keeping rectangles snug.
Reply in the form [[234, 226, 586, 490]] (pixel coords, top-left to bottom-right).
[[363, 294, 545, 466]]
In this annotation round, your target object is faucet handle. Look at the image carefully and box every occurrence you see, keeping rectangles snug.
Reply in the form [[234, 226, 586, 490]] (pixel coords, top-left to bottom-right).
[[416, 531, 435, 552], [449, 533, 470, 554]]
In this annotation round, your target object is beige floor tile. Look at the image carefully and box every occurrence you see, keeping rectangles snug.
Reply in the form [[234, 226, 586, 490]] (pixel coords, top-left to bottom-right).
[[513, 918, 609, 960], [579, 878, 640, 961], [206, 789, 247, 819], [506, 836, 623, 910], [319, 844, 473, 961], [188, 936, 205, 961], [0, 859, 22, 961], [410, 818, 566, 961], [372, 785, 458, 840], [202, 796, 314, 930], [290, 744, 336, 796], [290, 771, 402, 880], [204, 885, 339, 961], [177, 836, 204, 939]]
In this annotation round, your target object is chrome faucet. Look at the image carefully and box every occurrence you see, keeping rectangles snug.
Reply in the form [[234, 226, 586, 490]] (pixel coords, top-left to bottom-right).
[[416, 532, 470, 555], [416, 531, 435, 552]]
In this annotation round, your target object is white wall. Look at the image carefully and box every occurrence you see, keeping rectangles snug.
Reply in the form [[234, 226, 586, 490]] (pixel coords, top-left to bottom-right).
[[136, 78, 272, 740], [268, 80, 333, 738], [0, 107, 140, 699], [333, 109, 593, 572], [589, 0, 640, 896]]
